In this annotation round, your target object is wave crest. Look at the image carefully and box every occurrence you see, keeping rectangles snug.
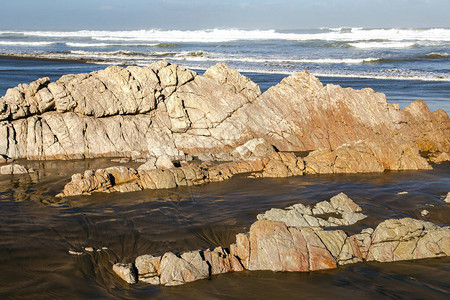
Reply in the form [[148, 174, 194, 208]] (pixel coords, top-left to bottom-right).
[[1, 28, 450, 43]]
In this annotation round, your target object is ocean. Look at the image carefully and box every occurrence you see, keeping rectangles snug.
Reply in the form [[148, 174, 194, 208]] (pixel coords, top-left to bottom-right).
[[0, 27, 449, 112], [0, 28, 450, 299]]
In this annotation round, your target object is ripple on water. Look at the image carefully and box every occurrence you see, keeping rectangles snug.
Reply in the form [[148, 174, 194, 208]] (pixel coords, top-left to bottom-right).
[[0, 160, 449, 298]]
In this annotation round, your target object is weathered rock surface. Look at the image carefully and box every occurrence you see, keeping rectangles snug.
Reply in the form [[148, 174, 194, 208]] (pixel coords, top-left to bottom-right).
[[159, 251, 209, 286], [303, 138, 431, 174], [56, 155, 288, 197], [112, 263, 138, 284], [112, 195, 450, 286], [0, 163, 35, 175], [367, 218, 450, 262], [1, 61, 448, 169], [257, 192, 366, 227], [247, 220, 337, 271]]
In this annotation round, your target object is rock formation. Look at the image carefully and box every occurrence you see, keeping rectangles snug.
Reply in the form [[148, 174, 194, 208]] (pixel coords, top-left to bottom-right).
[[445, 192, 450, 203], [112, 193, 450, 286], [0, 163, 35, 175], [256, 192, 367, 227], [56, 140, 433, 197], [0, 61, 448, 167]]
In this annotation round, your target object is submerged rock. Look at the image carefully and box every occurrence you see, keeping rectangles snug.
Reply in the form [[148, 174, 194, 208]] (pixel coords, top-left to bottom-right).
[[421, 209, 429, 216]]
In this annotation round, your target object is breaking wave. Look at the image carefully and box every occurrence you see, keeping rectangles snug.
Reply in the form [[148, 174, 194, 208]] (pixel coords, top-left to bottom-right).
[[0, 41, 56, 46], [348, 41, 417, 49], [66, 42, 160, 48], [62, 50, 381, 65], [1, 28, 450, 43], [424, 52, 449, 59]]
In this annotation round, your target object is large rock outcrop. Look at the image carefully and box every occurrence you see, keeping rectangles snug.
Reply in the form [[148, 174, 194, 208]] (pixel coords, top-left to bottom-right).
[[112, 194, 450, 286], [0, 61, 448, 165]]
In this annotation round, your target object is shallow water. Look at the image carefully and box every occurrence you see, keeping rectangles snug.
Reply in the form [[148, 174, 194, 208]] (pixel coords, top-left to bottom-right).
[[0, 159, 449, 299]]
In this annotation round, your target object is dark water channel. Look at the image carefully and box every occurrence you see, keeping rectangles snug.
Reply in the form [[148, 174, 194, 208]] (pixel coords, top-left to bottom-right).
[[0, 159, 449, 299]]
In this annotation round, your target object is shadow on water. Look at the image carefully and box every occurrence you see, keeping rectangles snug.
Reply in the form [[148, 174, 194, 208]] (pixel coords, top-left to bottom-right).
[[0, 159, 449, 298]]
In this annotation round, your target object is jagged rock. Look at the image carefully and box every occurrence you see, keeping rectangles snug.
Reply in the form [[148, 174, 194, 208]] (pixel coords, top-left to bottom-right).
[[349, 228, 374, 261], [155, 154, 174, 169], [428, 152, 450, 163], [203, 62, 261, 102], [304, 138, 432, 174], [248, 220, 337, 272], [367, 218, 450, 262], [257, 193, 366, 227], [113, 196, 450, 286], [58, 156, 299, 197], [203, 247, 232, 275], [0, 62, 447, 171], [232, 138, 275, 160], [113, 263, 138, 284], [0, 163, 35, 174], [229, 233, 250, 269], [159, 251, 209, 286], [137, 157, 157, 171], [135, 254, 161, 278], [259, 152, 304, 177], [329, 192, 362, 212], [444, 192, 450, 203]]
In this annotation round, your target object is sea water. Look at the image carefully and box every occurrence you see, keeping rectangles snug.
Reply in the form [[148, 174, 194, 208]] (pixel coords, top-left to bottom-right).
[[0, 27, 449, 111]]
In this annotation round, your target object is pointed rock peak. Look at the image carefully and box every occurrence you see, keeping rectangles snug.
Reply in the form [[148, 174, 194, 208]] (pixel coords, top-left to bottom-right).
[[280, 70, 324, 90], [149, 59, 170, 72], [402, 100, 432, 117], [204, 62, 235, 82], [104, 65, 126, 73], [204, 62, 261, 101]]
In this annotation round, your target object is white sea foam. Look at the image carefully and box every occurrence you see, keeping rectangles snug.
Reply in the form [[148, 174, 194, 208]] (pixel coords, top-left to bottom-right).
[[66, 42, 159, 47], [348, 42, 417, 49], [178, 56, 380, 64], [0, 41, 56, 46], [148, 62, 450, 82], [67, 49, 380, 65], [2, 28, 450, 43]]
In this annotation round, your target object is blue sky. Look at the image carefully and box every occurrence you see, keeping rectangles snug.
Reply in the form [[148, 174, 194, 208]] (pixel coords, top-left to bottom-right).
[[0, 0, 448, 30]]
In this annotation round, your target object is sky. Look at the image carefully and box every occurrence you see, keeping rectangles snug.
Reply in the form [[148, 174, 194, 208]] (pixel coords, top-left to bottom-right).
[[0, 0, 449, 30]]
